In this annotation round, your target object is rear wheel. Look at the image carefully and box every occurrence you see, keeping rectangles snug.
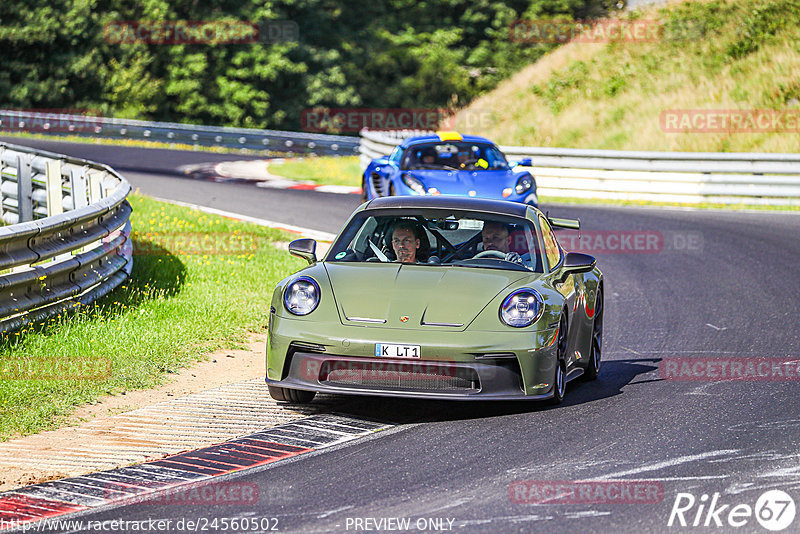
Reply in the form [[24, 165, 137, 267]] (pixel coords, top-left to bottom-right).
[[549, 314, 568, 405], [268, 385, 316, 404], [583, 289, 603, 381]]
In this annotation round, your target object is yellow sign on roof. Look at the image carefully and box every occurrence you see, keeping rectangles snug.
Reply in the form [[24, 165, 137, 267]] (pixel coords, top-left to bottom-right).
[[435, 131, 463, 142]]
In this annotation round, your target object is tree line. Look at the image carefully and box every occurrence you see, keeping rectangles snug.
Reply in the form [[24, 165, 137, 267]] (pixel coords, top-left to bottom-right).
[[0, 0, 612, 133]]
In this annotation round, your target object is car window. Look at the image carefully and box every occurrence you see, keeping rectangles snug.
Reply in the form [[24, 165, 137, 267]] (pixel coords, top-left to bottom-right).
[[327, 209, 542, 272], [539, 215, 562, 271], [400, 142, 509, 171]]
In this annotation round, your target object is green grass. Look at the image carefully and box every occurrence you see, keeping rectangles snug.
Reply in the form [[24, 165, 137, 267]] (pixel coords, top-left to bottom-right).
[[0, 194, 305, 440], [268, 156, 362, 187], [450, 0, 800, 153]]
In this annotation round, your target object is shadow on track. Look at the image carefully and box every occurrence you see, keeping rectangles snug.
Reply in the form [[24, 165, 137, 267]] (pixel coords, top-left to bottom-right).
[[280, 357, 661, 426]]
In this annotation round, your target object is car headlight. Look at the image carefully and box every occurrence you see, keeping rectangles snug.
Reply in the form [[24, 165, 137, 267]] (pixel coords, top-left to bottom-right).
[[500, 288, 543, 327], [284, 276, 320, 315], [515, 174, 533, 195], [402, 173, 426, 195]]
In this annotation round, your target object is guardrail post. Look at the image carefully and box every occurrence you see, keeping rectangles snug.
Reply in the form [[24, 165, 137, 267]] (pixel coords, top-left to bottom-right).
[[46, 160, 64, 216], [70, 168, 89, 209], [89, 170, 102, 202], [16, 154, 33, 222]]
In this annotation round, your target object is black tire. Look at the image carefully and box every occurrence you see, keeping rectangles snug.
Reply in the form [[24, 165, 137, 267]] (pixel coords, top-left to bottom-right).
[[360, 175, 369, 203], [268, 385, 316, 404], [583, 289, 603, 381], [549, 314, 568, 405]]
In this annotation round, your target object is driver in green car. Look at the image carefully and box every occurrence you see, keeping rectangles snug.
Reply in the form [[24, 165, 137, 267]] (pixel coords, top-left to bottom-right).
[[391, 220, 422, 263], [480, 222, 525, 264]]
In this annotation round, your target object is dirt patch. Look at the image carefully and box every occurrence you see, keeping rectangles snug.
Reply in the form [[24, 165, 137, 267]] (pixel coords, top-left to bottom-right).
[[0, 333, 267, 493], [71, 334, 266, 423]]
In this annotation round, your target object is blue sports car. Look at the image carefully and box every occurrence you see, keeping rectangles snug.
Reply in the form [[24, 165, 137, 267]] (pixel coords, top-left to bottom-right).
[[361, 132, 537, 206]]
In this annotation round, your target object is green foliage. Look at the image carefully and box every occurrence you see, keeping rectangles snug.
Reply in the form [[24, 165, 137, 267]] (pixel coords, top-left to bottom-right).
[[0, 0, 614, 130], [531, 60, 590, 114]]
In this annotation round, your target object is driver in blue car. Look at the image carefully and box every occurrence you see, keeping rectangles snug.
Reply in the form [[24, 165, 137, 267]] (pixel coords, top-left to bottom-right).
[[479, 222, 525, 264]]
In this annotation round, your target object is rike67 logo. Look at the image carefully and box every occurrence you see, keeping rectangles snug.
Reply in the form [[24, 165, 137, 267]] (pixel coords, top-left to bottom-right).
[[668, 490, 796, 531]]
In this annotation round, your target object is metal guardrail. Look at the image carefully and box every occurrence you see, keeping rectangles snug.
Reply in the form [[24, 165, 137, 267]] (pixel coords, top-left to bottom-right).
[[359, 129, 800, 205], [0, 142, 132, 333], [0, 109, 360, 156]]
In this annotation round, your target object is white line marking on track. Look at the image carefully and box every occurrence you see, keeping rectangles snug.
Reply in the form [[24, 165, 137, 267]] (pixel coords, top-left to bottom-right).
[[147, 196, 337, 242], [592, 450, 740, 480], [317, 505, 354, 518]]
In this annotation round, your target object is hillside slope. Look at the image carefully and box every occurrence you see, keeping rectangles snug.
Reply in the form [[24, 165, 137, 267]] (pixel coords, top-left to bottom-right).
[[450, 0, 800, 152]]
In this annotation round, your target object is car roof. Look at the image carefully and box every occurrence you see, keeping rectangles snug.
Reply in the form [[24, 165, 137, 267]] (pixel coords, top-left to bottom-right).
[[399, 132, 495, 149], [363, 196, 532, 217]]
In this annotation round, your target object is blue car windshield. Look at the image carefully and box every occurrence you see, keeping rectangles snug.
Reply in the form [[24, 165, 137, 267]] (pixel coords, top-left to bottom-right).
[[326, 209, 543, 272], [400, 142, 509, 171]]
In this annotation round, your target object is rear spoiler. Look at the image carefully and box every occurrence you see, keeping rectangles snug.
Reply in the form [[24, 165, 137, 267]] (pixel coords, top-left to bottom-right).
[[548, 217, 580, 231]]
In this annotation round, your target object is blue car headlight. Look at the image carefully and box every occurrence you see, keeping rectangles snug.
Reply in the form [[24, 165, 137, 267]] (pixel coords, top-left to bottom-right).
[[284, 276, 320, 315], [401, 173, 426, 195], [500, 288, 543, 327], [515, 174, 533, 195]]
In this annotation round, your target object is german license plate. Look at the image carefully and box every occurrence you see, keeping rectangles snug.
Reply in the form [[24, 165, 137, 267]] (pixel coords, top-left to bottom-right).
[[375, 343, 421, 359]]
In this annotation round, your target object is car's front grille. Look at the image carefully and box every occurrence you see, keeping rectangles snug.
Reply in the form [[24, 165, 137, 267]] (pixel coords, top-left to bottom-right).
[[319, 360, 480, 392]]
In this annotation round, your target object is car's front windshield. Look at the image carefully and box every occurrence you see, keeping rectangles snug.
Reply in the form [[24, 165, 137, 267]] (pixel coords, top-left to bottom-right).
[[326, 209, 542, 272], [400, 142, 509, 171]]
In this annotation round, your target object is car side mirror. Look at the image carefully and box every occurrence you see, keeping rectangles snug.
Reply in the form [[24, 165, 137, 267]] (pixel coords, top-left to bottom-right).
[[288, 238, 317, 264], [557, 252, 596, 282], [518, 158, 533, 167]]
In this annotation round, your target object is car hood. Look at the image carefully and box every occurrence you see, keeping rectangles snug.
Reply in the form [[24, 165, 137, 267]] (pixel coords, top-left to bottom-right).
[[324, 262, 528, 330], [405, 169, 513, 197]]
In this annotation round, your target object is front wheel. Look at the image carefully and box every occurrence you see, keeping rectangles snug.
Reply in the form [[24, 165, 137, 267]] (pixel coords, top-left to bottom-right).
[[268, 385, 316, 404], [583, 290, 603, 381], [549, 314, 568, 405], [360, 175, 368, 203]]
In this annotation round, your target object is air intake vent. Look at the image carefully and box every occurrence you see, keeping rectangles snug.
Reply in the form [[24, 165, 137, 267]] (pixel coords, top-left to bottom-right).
[[320, 360, 479, 392], [371, 172, 384, 197]]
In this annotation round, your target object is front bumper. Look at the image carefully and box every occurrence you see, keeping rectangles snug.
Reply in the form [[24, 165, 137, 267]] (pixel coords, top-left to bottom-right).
[[267, 352, 555, 401], [267, 315, 560, 400]]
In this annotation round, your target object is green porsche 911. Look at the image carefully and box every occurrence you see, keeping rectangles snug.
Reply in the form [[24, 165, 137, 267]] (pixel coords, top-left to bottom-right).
[[266, 196, 603, 404]]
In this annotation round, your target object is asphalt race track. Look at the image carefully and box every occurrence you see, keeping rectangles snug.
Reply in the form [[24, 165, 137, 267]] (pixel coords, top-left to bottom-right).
[[7, 138, 800, 533]]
